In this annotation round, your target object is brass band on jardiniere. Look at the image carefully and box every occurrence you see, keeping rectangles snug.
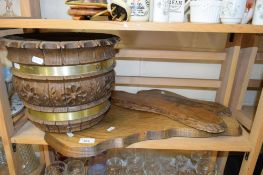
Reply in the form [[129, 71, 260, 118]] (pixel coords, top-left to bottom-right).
[[13, 59, 114, 77], [27, 100, 110, 122]]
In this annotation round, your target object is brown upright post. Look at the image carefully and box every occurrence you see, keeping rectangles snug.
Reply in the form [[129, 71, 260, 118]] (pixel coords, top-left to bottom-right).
[[216, 33, 243, 173], [0, 64, 19, 175]]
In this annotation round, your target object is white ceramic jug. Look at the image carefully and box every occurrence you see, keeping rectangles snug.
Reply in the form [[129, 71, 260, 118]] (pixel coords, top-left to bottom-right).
[[190, 0, 222, 23], [153, 0, 170, 22], [221, 0, 254, 24], [252, 0, 263, 25], [169, 0, 185, 22], [125, 0, 150, 21]]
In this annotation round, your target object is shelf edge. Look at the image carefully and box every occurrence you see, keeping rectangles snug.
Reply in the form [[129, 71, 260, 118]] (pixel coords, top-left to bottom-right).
[[0, 20, 263, 33]]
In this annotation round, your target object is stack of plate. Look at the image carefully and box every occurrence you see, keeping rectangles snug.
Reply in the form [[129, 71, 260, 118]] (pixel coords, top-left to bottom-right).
[[66, 0, 110, 20]]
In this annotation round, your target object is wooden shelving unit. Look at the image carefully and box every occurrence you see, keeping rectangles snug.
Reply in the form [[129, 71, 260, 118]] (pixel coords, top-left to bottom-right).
[[0, 19, 262, 175], [238, 50, 263, 130], [0, 19, 263, 33]]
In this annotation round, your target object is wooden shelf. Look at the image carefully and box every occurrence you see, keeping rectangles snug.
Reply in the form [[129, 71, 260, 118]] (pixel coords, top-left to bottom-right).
[[12, 121, 251, 152], [12, 106, 255, 147], [11, 121, 46, 145], [234, 106, 256, 130], [0, 19, 263, 33], [128, 127, 251, 152], [12, 105, 252, 154]]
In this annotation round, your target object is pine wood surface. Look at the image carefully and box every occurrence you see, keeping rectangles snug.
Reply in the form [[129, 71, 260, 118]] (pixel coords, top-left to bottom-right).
[[112, 90, 229, 133], [45, 104, 241, 158], [234, 106, 255, 131], [230, 39, 259, 110], [248, 79, 263, 90], [11, 121, 46, 145], [12, 108, 28, 131], [20, 0, 41, 18], [115, 76, 221, 89], [11, 109, 251, 146], [0, 20, 263, 33], [216, 34, 242, 106], [0, 65, 20, 174], [109, 32, 228, 51], [239, 89, 263, 175], [214, 34, 243, 173], [115, 49, 226, 62]]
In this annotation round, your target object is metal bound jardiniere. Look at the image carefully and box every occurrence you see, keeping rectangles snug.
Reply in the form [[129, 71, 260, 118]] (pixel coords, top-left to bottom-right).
[[2, 32, 119, 133]]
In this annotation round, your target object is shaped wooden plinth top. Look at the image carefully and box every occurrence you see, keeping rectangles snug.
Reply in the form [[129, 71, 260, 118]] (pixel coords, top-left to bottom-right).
[[45, 105, 241, 158]]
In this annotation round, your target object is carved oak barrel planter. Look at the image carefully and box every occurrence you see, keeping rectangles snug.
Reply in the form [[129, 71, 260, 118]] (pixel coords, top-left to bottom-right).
[[2, 33, 119, 133]]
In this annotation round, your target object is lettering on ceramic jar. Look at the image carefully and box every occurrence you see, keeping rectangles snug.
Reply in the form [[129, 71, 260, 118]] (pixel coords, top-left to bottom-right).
[[222, 1, 242, 17], [129, 0, 150, 17], [156, 0, 169, 15], [257, 2, 263, 19], [169, 0, 183, 12]]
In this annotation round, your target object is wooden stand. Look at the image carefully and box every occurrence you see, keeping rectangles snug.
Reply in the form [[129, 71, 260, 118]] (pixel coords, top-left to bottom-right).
[[0, 21, 262, 175], [45, 105, 241, 158]]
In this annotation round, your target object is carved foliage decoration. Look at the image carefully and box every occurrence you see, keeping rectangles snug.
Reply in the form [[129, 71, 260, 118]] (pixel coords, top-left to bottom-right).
[[13, 78, 49, 106], [63, 85, 88, 106], [13, 71, 115, 108], [20, 84, 40, 104], [50, 87, 65, 107]]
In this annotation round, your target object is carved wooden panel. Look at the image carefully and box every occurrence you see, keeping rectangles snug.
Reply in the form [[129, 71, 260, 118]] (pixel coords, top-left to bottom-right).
[[112, 90, 231, 133]]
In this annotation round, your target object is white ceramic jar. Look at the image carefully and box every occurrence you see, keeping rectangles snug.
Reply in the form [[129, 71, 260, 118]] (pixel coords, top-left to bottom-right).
[[149, 0, 154, 21], [153, 0, 170, 22], [169, 0, 185, 22], [252, 0, 263, 25], [190, 0, 222, 23], [220, 0, 247, 24], [126, 0, 150, 21]]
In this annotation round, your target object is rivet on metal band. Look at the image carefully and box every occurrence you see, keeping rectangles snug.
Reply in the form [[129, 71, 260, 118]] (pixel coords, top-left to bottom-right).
[[13, 59, 114, 76], [28, 100, 110, 122]]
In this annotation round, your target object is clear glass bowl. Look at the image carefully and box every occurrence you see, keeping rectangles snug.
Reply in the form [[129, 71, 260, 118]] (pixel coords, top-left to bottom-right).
[[66, 160, 85, 175], [45, 161, 67, 175]]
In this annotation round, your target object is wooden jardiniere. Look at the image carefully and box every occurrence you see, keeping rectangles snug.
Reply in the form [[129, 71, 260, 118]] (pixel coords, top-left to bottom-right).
[[2, 32, 119, 133]]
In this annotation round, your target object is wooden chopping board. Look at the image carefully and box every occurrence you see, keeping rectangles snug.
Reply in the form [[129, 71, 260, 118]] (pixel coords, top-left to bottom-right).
[[45, 105, 241, 158], [112, 90, 230, 133]]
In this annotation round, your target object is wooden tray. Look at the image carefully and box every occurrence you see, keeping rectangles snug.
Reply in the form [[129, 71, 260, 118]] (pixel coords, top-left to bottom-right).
[[45, 105, 241, 158]]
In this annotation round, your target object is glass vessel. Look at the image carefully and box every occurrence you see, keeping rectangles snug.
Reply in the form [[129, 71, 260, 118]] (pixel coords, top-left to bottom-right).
[[106, 157, 123, 175], [17, 144, 39, 174], [66, 160, 85, 175], [125, 155, 144, 175], [0, 140, 7, 166], [45, 161, 67, 175]]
